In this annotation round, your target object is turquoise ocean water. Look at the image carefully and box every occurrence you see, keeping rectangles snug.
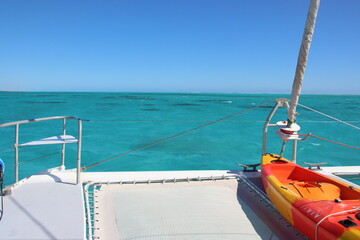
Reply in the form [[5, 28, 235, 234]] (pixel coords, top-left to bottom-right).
[[0, 92, 359, 186]]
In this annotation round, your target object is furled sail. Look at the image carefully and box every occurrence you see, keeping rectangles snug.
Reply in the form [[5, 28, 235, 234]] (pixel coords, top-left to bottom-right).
[[287, 0, 320, 127]]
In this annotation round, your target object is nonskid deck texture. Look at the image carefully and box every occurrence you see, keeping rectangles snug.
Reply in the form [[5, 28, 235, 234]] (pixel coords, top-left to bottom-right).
[[0, 168, 307, 240]]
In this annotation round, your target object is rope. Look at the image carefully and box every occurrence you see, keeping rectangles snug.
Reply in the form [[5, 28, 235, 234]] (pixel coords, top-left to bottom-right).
[[18, 151, 61, 165], [315, 208, 360, 240], [299, 121, 360, 123], [298, 103, 360, 130], [0, 183, 3, 221], [347, 178, 360, 181], [85, 120, 267, 123], [0, 168, 3, 221], [0, 146, 12, 152], [82, 100, 275, 170], [84, 119, 360, 123], [297, 134, 360, 150]]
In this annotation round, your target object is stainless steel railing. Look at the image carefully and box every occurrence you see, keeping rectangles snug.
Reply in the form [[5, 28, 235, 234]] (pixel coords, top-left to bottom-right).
[[262, 98, 301, 163], [0, 116, 83, 185]]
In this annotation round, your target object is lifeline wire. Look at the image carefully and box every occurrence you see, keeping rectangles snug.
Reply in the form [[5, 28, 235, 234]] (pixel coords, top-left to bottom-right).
[[82, 100, 275, 170], [0, 146, 12, 152], [298, 103, 360, 130], [0, 169, 3, 221], [87, 120, 266, 123], [86, 119, 360, 123], [18, 151, 61, 165], [0, 183, 3, 221], [297, 134, 360, 150]]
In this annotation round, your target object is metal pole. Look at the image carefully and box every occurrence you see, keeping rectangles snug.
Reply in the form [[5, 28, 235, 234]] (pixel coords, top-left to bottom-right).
[[61, 118, 67, 170], [280, 141, 287, 157], [14, 124, 19, 183], [76, 120, 82, 184], [292, 139, 298, 163], [262, 102, 281, 155]]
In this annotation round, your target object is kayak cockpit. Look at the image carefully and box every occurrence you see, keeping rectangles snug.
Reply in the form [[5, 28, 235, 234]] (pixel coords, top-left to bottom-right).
[[284, 181, 340, 201], [262, 154, 360, 201]]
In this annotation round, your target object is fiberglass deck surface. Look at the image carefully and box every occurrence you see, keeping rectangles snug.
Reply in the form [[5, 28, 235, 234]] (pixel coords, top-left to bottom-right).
[[0, 169, 309, 240], [0, 170, 85, 240]]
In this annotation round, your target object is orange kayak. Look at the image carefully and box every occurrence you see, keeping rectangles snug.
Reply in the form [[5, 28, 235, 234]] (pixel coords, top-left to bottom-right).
[[261, 153, 360, 240]]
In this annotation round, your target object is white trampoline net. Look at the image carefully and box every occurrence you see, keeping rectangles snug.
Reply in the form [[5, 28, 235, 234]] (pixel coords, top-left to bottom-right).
[[93, 179, 273, 240]]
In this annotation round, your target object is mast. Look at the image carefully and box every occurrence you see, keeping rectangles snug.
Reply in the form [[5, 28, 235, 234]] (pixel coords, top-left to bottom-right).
[[287, 0, 320, 127]]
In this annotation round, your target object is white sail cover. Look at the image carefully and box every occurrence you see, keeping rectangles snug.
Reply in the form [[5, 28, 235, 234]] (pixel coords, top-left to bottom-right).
[[288, 0, 320, 125]]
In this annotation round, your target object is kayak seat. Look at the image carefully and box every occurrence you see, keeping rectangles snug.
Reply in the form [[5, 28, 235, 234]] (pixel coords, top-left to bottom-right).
[[285, 181, 341, 201]]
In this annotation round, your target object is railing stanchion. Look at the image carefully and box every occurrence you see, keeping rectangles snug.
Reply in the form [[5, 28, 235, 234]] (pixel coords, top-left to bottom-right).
[[262, 101, 281, 155], [14, 124, 19, 183], [61, 118, 67, 170], [77, 119, 82, 184], [292, 139, 298, 163], [0, 116, 83, 186]]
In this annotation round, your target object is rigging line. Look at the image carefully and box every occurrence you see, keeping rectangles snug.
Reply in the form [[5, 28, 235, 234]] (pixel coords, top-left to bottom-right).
[[0, 167, 3, 221], [347, 178, 360, 181], [85, 120, 267, 123], [0, 183, 3, 221], [315, 208, 360, 240], [82, 99, 275, 171], [299, 121, 360, 123], [18, 151, 61, 165], [0, 146, 12, 152], [85, 119, 360, 123], [298, 103, 360, 130], [297, 134, 360, 150]]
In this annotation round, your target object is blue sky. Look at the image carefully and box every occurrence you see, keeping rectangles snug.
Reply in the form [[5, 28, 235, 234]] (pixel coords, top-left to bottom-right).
[[0, 0, 359, 94]]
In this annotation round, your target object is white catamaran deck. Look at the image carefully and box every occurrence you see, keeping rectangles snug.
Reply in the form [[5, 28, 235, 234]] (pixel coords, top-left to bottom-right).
[[1, 170, 85, 240], [0, 168, 309, 240]]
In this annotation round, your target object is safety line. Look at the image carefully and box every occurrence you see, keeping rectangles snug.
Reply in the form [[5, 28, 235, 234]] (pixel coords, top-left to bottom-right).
[[18, 151, 61, 165], [84, 119, 360, 123], [298, 103, 360, 130], [297, 134, 360, 150], [0, 146, 12, 152], [315, 208, 360, 240], [85, 120, 266, 123], [82, 100, 275, 170], [0, 183, 3, 221]]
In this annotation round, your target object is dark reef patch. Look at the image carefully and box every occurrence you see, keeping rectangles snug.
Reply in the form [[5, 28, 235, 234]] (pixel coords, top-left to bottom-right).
[[96, 103, 123, 106], [173, 103, 201, 107], [142, 108, 160, 111], [197, 100, 229, 103], [34, 95, 58, 97], [26, 101, 66, 104], [102, 95, 157, 101], [237, 105, 273, 109]]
